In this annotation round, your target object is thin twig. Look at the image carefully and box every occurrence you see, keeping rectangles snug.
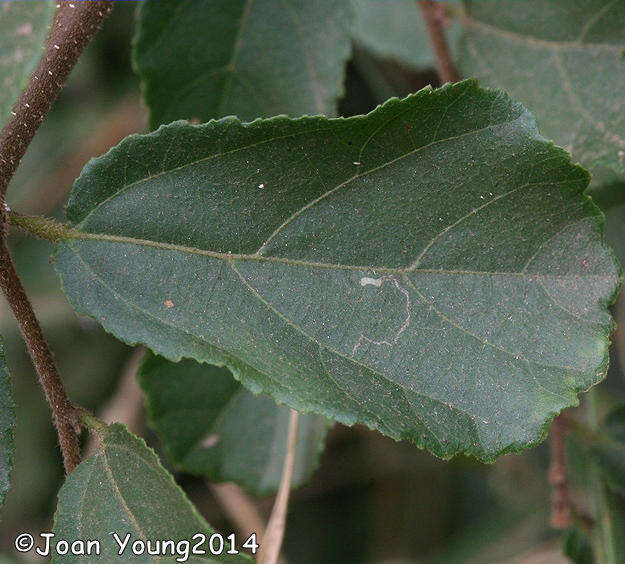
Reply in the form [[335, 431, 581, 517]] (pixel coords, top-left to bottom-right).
[[417, 1, 459, 84], [258, 410, 299, 564], [84, 347, 145, 458], [209, 482, 267, 540], [549, 413, 571, 529], [0, 209, 80, 473], [0, 1, 113, 474], [0, 0, 113, 196]]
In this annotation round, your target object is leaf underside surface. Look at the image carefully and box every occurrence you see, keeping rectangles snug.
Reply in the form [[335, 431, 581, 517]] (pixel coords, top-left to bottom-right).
[[133, 0, 352, 127], [0, 339, 15, 511], [55, 80, 619, 461], [0, 0, 55, 129], [458, 0, 625, 174], [52, 423, 249, 563], [139, 353, 330, 495]]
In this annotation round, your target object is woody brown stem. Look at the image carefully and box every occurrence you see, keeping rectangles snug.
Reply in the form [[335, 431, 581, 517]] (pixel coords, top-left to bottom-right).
[[0, 214, 80, 473], [418, 1, 460, 84], [0, 1, 113, 195], [549, 413, 572, 529], [0, 1, 113, 474]]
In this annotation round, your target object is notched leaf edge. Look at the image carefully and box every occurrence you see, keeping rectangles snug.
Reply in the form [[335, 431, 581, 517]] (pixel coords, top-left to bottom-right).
[[57, 80, 622, 462]]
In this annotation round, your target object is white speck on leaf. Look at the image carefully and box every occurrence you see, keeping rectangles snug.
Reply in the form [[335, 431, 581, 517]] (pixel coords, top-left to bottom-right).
[[202, 434, 220, 448], [360, 276, 383, 287]]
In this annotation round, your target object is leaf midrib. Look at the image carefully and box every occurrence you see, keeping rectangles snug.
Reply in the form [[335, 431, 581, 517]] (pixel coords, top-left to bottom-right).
[[63, 226, 608, 281]]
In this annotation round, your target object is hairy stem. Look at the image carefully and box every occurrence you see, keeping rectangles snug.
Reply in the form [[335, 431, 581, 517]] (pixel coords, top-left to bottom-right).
[[0, 1, 113, 474], [549, 413, 571, 529], [418, 1, 459, 84], [0, 211, 80, 473], [258, 410, 299, 564], [0, 1, 113, 195]]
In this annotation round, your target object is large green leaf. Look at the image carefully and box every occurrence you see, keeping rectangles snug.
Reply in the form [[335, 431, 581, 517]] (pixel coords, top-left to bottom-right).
[[352, 0, 460, 71], [0, 338, 15, 511], [139, 353, 330, 495], [53, 80, 619, 461], [133, 0, 352, 128], [52, 422, 250, 562], [0, 0, 55, 129], [458, 0, 625, 174]]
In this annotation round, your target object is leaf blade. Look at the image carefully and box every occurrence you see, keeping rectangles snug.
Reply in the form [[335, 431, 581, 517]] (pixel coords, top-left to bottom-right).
[[352, 0, 461, 71], [52, 422, 250, 563], [0, 0, 55, 129], [0, 338, 15, 512], [458, 0, 625, 174], [55, 80, 619, 461], [133, 0, 353, 127], [139, 353, 330, 495]]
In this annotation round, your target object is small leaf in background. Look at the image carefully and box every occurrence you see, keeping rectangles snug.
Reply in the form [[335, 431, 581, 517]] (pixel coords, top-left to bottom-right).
[[563, 527, 593, 564], [139, 353, 330, 495], [588, 170, 625, 272], [590, 405, 625, 497], [458, 0, 625, 174], [54, 80, 618, 461], [133, 0, 353, 127], [0, 0, 55, 129], [52, 422, 250, 562], [0, 338, 15, 512], [352, 0, 460, 71]]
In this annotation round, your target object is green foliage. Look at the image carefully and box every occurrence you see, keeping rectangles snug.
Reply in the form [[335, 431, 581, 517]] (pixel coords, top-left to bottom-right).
[[52, 79, 618, 461], [590, 475, 625, 563], [139, 353, 330, 495], [1, 1, 625, 561], [459, 0, 625, 174], [0, 0, 54, 129], [352, 0, 460, 70], [0, 338, 14, 511], [133, 0, 353, 127], [52, 421, 250, 563], [590, 405, 625, 496], [563, 528, 594, 564]]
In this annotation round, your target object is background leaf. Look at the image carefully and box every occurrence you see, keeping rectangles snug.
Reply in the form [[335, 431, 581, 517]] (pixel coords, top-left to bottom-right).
[[133, 0, 353, 127], [0, 338, 15, 512], [52, 422, 250, 562], [458, 0, 625, 174], [587, 405, 625, 497], [0, 0, 55, 129], [563, 527, 594, 564], [139, 353, 330, 495], [352, 0, 460, 71], [53, 80, 618, 461]]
